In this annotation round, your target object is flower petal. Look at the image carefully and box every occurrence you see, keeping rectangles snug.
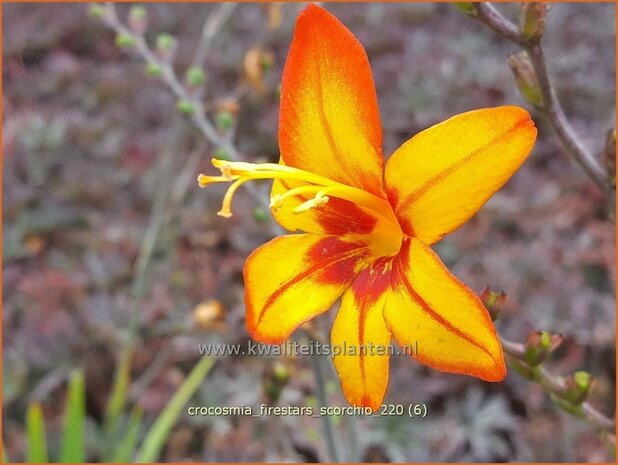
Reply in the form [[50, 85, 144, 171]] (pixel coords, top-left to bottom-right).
[[385, 106, 537, 244], [331, 261, 392, 411], [244, 234, 368, 344], [271, 178, 383, 236], [279, 4, 384, 196], [384, 238, 506, 381]]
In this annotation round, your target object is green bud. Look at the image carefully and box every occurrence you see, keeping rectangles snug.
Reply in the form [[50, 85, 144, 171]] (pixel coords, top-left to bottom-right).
[[213, 148, 232, 161], [453, 2, 476, 16], [520, 2, 549, 43], [129, 5, 147, 34], [479, 286, 506, 321], [272, 361, 290, 384], [156, 33, 176, 56], [524, 330, 563, 366], [508, 51, 544, 108], [253, 206, 269, 223], [176, 99, 195, 115], [564, 371, 592, 405], [263, 361, 290, 403], [186, 66, 206, 87], [216, 110, 235, 131], [115, 33, 136, 49], [574, 371, 591, 391], [146, 63, 163, 77], [88, 3, 105, 19], [260, 52, 275, 71], [130, 5, 147, 21]]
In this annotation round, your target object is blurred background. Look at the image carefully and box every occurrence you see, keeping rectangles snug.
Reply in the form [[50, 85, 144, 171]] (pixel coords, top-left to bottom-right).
[[2, 2, 616, 462]]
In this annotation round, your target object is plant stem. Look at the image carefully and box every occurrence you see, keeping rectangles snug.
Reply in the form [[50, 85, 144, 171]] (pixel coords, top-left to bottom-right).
[[102, 3, 282, 234], [190, 3, 238, 70], [309, 349, 340, 462], [472, 2, 614, 198], [500, 336, 616, 435]]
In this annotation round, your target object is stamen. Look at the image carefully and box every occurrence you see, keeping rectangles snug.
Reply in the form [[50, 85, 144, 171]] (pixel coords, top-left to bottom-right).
[[218, 177, 251, 217], [197, 174, 237, 188], [200, 158, 401, 228], [269, 185, 324, 209], [293, 195, 330, 213]]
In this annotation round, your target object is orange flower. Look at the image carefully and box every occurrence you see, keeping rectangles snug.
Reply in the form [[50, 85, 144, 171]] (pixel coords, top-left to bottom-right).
[[199, 4, 537, 410]]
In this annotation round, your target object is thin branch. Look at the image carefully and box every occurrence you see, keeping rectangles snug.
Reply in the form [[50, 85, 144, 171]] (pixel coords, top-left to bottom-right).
[[500, 336, 616, 435], [526, 43, 612, 194], [307, 335, 341, 463], [190, 3, 238, 70], [472, 2, 614, 197], [101, 3, 282, 235], [472, 2, 526, 46]]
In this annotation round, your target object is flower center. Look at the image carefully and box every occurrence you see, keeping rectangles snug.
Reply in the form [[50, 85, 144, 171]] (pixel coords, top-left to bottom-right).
[[198, 158, 401, 229]]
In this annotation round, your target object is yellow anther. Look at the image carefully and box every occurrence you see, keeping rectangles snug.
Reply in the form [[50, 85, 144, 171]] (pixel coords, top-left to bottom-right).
[[197, 173, 235, 188], [269, 193, 285, 209], [293, 195, 330, 213]]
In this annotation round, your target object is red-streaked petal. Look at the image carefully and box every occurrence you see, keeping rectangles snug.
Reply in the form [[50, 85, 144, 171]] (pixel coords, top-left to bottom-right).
[[271, 178, 380, 236], [332, 259, 392, 411], [384, 238, 506, 381], [244, 234, 369, 344], [385, 106, 537, 244], [279, 4, 385, 196]]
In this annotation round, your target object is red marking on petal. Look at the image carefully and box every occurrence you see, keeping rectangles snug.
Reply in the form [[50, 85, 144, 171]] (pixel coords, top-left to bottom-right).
[[392, 239, 495, 360], [316, 197, 378, 235], [306, 236, 367, 285], [351, 257, 392, 305]]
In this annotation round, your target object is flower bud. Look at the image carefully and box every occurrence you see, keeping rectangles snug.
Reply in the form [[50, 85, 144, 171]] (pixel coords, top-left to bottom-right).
[[213, 148, 233, 161], [520, 3, 549, 43], [215, 97, 240, 116], [186, 66, 206, 87], [193, 299, 225, 331], [216, 110, 235, 131], [176, 99, 195, 115], [115, 33, 136, 49], [524, 330, 563, 366], [146, 62, 163, 78], [88, 3, 105, 19], [564, 370, 592, 404], [453, 3, 476, 17], [479, 286, 506, 321], [129, 5, 148, 35], [253, 206, 269, 223], [156, 33, 176, 60], [508, 51, 544, 108]]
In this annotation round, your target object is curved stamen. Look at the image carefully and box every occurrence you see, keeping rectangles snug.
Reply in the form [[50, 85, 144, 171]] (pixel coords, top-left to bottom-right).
[[270, 185, 325, 209], [201, 158, 400, 228]]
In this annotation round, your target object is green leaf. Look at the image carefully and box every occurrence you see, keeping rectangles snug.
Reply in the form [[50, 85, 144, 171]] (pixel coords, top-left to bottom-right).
[[104, 345, 134, 458], [112, 406, 144, 462], [3, 445, 10, 463], [26, 404, 48, 463], [135, 356, 215, 462], [59, 370, 86, 462]]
